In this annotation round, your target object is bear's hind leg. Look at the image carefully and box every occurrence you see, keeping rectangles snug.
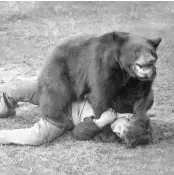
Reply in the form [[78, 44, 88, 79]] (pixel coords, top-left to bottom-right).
[[39, 82, 74, 131]]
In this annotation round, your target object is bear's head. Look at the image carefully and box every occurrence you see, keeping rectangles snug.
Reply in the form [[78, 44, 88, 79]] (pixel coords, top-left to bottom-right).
[[113, 32, 162, 81]]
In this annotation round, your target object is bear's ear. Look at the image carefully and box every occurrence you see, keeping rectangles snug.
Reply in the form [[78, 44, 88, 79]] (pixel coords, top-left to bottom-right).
[[148, 37, 162, 49], [112, 31, 129, 45]]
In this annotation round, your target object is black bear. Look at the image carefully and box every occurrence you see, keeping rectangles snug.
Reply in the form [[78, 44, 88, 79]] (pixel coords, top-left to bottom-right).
[[38, 31, 161, 128]]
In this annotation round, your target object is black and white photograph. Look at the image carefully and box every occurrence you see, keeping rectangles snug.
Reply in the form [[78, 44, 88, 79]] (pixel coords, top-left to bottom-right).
[[0, 1, 174, 174]]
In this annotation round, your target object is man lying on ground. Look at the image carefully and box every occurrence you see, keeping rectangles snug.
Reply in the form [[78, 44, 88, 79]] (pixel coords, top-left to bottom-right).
[[0, 80, 152, 147]]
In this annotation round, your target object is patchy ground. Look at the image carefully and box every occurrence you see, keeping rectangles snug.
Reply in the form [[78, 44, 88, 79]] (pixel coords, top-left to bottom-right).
[[0, 2, 174, 175]]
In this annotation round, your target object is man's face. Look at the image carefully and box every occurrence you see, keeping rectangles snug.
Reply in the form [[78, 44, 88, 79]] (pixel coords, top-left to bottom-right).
[[111, 115, 152, 148], [111, 117, 131, 139]]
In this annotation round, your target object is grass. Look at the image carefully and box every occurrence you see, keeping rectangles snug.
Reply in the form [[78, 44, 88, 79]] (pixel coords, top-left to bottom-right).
[[0, 2, 174, 175]]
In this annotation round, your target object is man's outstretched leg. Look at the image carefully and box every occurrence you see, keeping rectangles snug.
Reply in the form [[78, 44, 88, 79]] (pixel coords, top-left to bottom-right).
[[0, 80, 73, 146], [0, 118, 66, 146]]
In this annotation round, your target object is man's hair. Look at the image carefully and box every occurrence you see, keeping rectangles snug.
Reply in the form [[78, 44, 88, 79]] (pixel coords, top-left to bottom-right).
[[123, 118, 153, 148]]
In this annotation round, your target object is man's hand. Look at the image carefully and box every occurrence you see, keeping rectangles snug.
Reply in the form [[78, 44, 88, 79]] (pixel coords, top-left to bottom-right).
[[94, 109, 117, 128]]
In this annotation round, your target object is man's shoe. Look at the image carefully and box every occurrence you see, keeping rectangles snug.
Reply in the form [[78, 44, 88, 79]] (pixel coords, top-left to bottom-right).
[[0, 93, 18, 118]]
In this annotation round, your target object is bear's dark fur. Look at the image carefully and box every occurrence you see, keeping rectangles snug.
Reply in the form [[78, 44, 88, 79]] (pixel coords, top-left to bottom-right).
[[38, 31, 161, 126]]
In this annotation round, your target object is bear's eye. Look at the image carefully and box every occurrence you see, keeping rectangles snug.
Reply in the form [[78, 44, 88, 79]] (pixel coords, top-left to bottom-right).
[[132, 48, 140, 57]]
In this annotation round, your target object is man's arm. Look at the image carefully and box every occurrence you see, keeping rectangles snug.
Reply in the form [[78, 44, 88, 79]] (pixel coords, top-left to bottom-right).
[[72, 106, 118, 140]]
